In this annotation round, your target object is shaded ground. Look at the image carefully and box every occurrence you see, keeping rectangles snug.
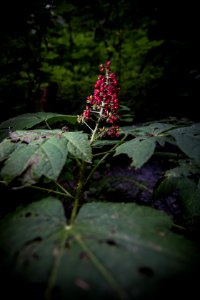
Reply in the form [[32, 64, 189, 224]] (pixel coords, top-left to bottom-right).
[[85, 154, 182, 220]]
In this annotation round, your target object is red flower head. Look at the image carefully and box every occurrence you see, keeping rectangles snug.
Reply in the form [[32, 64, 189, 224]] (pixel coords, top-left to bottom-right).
[[79, 61, 120, 139]]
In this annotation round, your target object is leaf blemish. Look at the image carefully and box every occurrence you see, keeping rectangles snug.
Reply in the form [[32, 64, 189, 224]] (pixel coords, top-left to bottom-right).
[[138, 266, 154, 277], [75, 278, 90, 290], [158, 231, 165, 237]]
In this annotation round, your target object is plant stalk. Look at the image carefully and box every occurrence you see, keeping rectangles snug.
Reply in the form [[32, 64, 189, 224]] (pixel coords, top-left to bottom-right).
[[85, 133, 128, 186], [70, 161, 87, 223]]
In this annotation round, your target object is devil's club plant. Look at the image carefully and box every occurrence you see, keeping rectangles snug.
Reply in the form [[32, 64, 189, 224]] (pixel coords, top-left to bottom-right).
[[0, 62, 200, 300], [71, 61, 122, 221], [0, 62, 200, 223]]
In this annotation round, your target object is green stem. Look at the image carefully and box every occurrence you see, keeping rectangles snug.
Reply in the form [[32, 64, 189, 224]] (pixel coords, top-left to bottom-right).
[[90, 121, 99, 143], [0, 180, 6, 185], [93, 149, 117, 157], [70, 161, 87, 224], [90, 101, 105, 144], [83, 120, 94, 132], [53, 180, 74, 199], [172, 223, 186, 231], [45, 120, 51, 130], [30, 183, 74, 199], [85, 134, 128, 186]]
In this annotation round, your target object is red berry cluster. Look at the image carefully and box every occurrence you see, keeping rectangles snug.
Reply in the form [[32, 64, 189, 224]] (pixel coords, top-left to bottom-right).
[[80, 61, 120, 138]]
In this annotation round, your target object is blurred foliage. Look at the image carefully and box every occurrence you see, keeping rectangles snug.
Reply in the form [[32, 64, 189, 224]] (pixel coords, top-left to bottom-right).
[[0, 0, 199, 122]]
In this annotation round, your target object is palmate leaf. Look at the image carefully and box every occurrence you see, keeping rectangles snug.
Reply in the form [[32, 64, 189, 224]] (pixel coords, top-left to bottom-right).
[[1, 136, 68, 185], [176, 177, 200, 218], [153, 159, 200, 218], [114, 136, 157, 168], [155, 176, 200, 218], [120, 122, 176, 137], [170, 124, 200, 164], [0, 130, 92, 186], [116, 123, 179, 168], [0, 112, 77, 141], [0, 138, 16, 162], [0, 198, 199, 300]]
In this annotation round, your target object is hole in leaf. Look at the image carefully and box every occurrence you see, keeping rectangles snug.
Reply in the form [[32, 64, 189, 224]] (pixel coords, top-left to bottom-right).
[[25, 212, 32, 218], [15, 237, 42, 266], [105, 238, 117, 246], [138, 266, 154, 277], [99, 238, 118, 246]]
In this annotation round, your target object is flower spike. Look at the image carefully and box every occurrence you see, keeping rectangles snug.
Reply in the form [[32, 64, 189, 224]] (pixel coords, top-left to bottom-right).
[[78, 61, 120, 140]]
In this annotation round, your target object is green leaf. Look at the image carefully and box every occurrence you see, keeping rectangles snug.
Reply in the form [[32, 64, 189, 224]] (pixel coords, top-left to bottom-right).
[[0, 199, 199, 300], [1, 135, 68, 185], [155, 177, 200, 219], [176, 178, 200, 218], [63, 132, 92, 163], [0, 130, 92, 186], [142, 122, 177, 135], [120, 122, 176, 139], [0, 113, 77, 141], [153, 160, 200, 218], [165, 159, 200, 178], [170, 124, 200, 163], [47, 115, 77, 126], [0, 138, 16, 162], [114, 137, 156, 168]]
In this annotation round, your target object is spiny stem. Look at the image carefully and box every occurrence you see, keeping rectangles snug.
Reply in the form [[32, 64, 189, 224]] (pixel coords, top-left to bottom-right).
[[70, 161, 87, 224], [85, 134, 128, 186], [53, 180, 74, 199]]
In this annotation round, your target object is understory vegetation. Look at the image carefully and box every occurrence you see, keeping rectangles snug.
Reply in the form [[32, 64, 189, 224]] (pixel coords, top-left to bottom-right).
[[0, 1, 200, 300]]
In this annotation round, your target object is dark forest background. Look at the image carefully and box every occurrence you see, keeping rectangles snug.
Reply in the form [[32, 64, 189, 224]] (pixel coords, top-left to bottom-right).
[[0, 0, 199, 123]]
